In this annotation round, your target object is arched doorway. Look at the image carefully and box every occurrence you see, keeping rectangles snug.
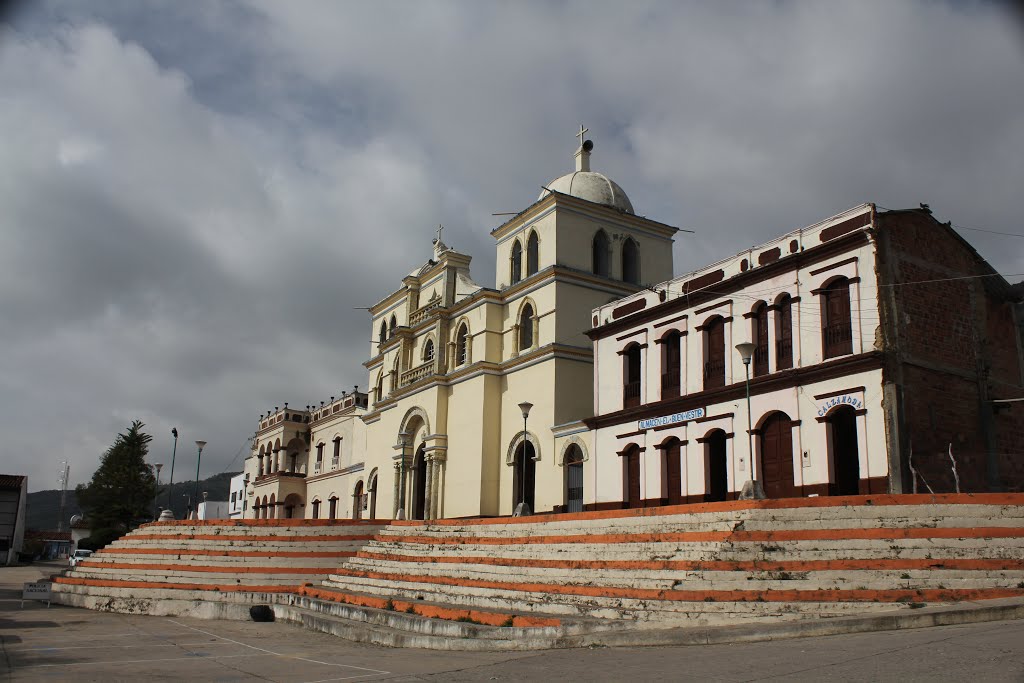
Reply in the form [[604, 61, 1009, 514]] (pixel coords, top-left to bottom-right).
[[760, 412, 795, 498], [352, 481, 364, 520], [368, 470, 378, 519], [661, 438, 682, 505], [268, 493, 276, 519], [283, 493, 302, 519], [411, 444, 428, 520], [828, 406, 860, 495], [512, 440, 536, 514], [705, 430, 728, 502], [622, 444, 641, 508], [564, 445, 584, 513]]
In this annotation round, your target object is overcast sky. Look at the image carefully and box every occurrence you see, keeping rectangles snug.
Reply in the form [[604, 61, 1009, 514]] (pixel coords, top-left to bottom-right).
[[2, 1, 1022, 496]]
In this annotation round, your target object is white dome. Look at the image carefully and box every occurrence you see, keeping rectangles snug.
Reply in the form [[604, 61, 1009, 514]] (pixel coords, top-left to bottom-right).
[[539, 171, 634, 214]]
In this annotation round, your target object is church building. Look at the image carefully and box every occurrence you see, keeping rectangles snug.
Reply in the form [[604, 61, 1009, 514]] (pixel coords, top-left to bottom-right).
[[245, 134, 682, 520]]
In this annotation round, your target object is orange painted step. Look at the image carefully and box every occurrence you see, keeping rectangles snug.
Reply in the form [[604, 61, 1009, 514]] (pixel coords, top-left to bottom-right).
[[329, 566, 1024, 604], [354, 551, 1024, 573], [98, 548, 355, 558], [76, 561, 336, 574], [297, 586, 561, 628], [381, 526, 1024, 547], [388, 493, 1024, 527]]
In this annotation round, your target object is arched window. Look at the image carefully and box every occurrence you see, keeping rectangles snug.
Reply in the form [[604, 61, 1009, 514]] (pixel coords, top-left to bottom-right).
[[592, 230, 610, 277], [332, 436, 341, 467], [775, 294, 794, 370], [268, 493, 276, 519], [315, 442, 324, 471], [702, 316, 725, 389], [753, 302, 769, 377], [456, 324, 469, 366], [821, 277, 853, 359], [389, 314, 397, 338], [423, 338, 435, 362], [526, 231, 539, 276], [375, 372, 384, 404], [519, 304, 534, 350], [622, 237, 640, 284], [510, 240, 523, 284], [623, 343, 642, 408], [328, 496, 338, 520], [390, 355, 400, 391], [378, 321, 387, 344], [660, 330, 682, 399], [311, 499, 321, 519]]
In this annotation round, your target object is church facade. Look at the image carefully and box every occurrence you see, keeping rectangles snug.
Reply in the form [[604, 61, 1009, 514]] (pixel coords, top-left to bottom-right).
[[245, 137, 680, 520]]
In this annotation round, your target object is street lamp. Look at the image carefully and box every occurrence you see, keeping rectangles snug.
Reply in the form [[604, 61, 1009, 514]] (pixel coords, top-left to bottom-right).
[[193, 440, 206, 520], [166, 428, 179, 517], [152, 463, 163, 520], [396, 431, 410, 520], [514, 402, 533, 517], [735, 343, 765, 500]]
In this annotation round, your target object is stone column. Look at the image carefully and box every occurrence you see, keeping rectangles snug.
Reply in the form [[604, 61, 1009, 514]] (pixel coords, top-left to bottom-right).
[[423, 454, 435, 520], [430, 453, 446, 519], [392, 462, 401, 518]]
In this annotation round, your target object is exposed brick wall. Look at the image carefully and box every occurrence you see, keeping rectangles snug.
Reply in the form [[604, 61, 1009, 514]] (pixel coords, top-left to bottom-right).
[[878, 210, 1024, 493]]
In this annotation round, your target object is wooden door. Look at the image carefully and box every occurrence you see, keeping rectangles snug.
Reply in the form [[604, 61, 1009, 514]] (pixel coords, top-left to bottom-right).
[[624, 446, 641, 508], [664, 440, 682, 504], [760, 413, 795, 498]]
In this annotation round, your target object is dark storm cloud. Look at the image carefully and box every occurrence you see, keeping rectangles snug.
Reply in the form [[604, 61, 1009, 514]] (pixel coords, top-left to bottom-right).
[[2, 1, 1021, 493]]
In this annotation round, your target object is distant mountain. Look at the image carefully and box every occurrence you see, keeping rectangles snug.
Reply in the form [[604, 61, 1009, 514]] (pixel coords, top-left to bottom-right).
[[27, 471, 242, 530]]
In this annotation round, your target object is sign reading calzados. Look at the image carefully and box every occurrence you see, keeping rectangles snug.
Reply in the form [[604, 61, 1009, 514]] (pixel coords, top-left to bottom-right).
[[638, 408, 705, 430], [816, 394, 863, 417]]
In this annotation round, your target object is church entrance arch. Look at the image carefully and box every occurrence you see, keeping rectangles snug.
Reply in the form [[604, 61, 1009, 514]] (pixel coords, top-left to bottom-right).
[[412, 444, 428, 520], [827, 406, 860, 495], [760, 412, 795, 498], [512, 441, 536, 514]]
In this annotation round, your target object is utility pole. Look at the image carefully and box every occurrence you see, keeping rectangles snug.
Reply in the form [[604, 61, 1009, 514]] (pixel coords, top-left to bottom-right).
[[56, 461, 70, 532]]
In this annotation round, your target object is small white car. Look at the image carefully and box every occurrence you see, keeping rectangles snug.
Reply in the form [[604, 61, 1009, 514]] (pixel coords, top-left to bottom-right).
[[68, 549, 93, 568]]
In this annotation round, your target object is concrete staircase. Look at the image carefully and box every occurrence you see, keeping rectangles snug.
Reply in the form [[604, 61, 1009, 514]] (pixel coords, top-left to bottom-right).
[[52, 494, 1024, 649], [315, 494, 1024, 630]]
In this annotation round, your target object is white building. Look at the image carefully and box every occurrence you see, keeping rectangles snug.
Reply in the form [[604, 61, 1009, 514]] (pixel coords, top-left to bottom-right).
[[228, 473, 246, 519], [585, 203, 1024, 507]]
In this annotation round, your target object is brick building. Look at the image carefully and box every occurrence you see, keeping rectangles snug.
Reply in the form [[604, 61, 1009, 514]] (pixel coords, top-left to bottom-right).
[[584, 204, 1023, 509]]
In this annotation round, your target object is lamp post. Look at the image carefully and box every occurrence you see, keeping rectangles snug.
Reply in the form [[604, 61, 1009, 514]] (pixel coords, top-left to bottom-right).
[[152, 463, 163, 520], [165, 428, 178, 516], [514, 402, 533, 517], [193, 440, 206, 520], [735, 343, 765, 500], [396, 431, 410, 520]]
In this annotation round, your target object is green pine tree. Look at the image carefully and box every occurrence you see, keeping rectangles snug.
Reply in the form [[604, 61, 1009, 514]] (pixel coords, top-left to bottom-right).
[[76, 420, 157, 531]]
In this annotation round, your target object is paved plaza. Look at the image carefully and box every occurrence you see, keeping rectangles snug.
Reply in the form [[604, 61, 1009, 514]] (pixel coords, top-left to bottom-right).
[[3, 563, 1024, 682]]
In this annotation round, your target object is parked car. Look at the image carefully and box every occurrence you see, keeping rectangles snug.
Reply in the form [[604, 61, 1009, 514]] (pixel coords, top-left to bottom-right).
[[68, 549, 93, 568]]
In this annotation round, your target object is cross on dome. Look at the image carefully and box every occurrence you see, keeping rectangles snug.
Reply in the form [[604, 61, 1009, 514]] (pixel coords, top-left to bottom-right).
[[576, 124, 589, 149]]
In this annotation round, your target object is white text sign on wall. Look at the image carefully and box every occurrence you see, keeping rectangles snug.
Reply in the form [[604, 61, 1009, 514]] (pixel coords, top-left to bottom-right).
[[816, 394, 863, 418], [639, 408, 705, 431]]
